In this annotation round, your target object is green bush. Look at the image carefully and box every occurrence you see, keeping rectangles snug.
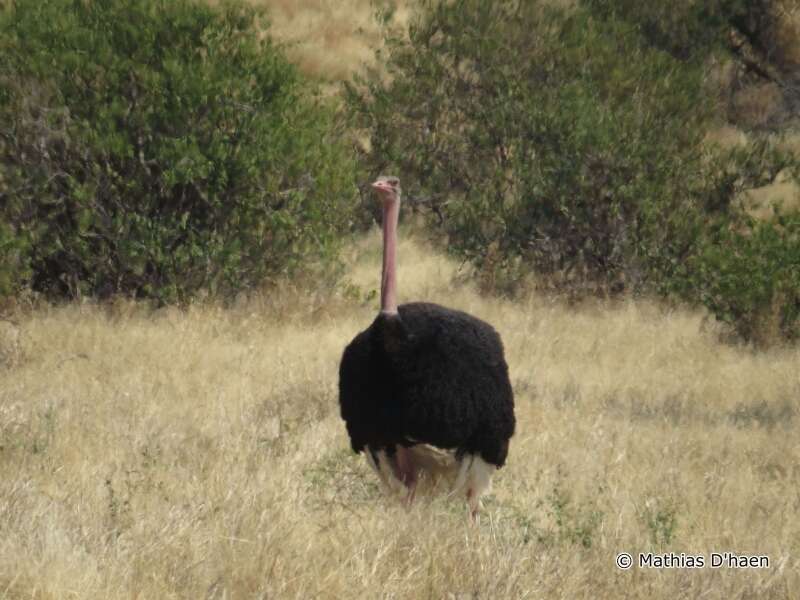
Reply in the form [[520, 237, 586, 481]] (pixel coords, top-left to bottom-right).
[[672, 212, 800, 344], [583, 0, 773, 61], [583, 0, 798, 129], [348, 1, 718, 292], [348, 0, 800, 342], [0, 0, 356, 301]]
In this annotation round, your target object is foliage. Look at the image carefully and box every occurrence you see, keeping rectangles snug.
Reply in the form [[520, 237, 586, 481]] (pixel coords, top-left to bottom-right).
[[671, 212, 800, 344], [0, 0, 357, 302], [348, 0, 800, 342], [582, 0, 777, 61], [584, 0, 800, 129], [348, 1, 711, 289]]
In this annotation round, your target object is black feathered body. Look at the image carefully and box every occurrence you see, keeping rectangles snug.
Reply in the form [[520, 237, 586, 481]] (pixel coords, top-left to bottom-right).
[[338, 302, 515, 467]]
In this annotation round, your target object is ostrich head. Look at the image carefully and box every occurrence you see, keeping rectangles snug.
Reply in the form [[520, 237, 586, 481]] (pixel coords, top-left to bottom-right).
[[371, 175, 401, 203]]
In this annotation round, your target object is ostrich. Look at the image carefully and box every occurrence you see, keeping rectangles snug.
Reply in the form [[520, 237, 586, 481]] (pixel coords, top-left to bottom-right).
[[338, 175, 515, 517]]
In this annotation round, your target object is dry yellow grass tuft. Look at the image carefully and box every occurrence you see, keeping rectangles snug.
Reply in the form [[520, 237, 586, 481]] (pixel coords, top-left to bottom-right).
[[741, 168, 800, 220], [0, 319, 21, 368], [241, 0, 412, 84], [706, 125, 800, 218], [1, 230, 799, 598]]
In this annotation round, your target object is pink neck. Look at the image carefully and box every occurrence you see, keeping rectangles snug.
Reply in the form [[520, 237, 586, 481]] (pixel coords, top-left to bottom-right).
[[380, 196, 400, 315]]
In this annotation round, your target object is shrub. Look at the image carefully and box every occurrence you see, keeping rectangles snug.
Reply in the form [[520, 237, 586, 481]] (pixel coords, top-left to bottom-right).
[[583, 0, 800, 128], [582, 0, 763, 61], [348, 0, 800, 342], [672, 212, 800, 344], [347, 1, 721, 292], [0, 0, 357, 302]]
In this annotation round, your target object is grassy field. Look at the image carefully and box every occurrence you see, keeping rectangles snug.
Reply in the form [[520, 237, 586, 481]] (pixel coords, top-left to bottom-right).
[[1, 230, 799, 598]]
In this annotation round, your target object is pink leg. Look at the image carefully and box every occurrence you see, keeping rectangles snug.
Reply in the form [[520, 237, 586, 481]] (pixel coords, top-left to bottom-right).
[[394, 446, 420, 505], [467, 488, 478, 523], [455, 455, 495, 523]]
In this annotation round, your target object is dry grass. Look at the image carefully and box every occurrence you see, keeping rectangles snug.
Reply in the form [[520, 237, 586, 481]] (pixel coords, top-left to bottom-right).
[[0, 319, 21, 368], [741, 168, 800, 219], [1, 230, 799, 598], [773, 0, 800, 69], [730, 82, 786, 130], [705, 124, 800, 218], [242, 0, 412, 84]]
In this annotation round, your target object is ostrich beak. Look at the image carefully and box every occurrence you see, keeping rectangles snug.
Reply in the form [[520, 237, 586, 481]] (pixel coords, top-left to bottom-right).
[[371, 179, 391, 193]]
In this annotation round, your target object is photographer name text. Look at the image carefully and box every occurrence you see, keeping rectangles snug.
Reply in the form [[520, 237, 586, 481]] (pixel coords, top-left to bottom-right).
[[616, 552, 769, 570]]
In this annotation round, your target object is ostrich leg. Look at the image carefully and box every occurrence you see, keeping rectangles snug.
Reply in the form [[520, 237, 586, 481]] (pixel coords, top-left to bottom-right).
[[454, 454, 495, 521], [365, 447, 406, 495], [394, 446, 420, 505]]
